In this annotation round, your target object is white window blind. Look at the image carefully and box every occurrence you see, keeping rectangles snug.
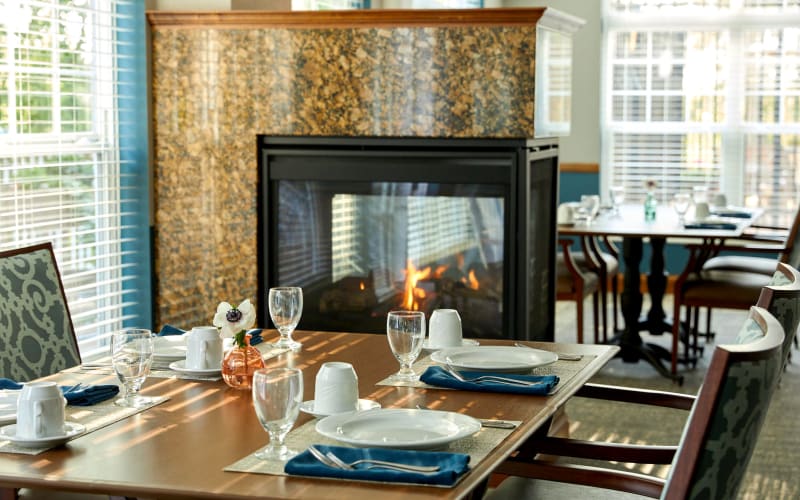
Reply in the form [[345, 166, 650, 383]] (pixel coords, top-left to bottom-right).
[[0, 0, 147, 359], [602, 0, 800, 214]]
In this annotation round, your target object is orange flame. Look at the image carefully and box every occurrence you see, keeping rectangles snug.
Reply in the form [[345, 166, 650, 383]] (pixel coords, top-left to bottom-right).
[[359, 281, 365, 291], [467, 269, 480, 290], [402, 259, 431, 310]]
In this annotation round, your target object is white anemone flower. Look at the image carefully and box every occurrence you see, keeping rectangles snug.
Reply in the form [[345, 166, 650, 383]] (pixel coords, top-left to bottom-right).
[[213, 299, 256, 339]]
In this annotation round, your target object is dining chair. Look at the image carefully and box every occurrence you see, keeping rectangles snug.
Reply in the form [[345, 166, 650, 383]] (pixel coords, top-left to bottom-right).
[[0, 242, 81, 381], [487, 305, 784, 500], [556, 239, 600, 344], [567, 236, 621, 341]]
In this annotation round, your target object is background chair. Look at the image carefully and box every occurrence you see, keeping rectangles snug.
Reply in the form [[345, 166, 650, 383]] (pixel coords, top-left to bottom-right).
[[556, 239, 600, 344], [488, 305, 785, 500], [568, 236, 621, 341], [0, 242, 81, 381]]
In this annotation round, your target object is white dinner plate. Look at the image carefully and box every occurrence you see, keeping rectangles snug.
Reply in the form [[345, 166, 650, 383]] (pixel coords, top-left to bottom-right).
[[421, 338, 479, 354], [168, 360, 221, 376], [0, 422, 86, 448], [0, 392, 19, 425], [299, 398, 381, 419], [430, 345, 558, 373], [315, 408, 481, 450], [153, 336, 187, 361]]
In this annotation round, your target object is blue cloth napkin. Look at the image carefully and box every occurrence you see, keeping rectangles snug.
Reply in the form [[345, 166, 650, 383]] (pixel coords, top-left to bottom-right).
[[684, 221, 738, 230], [419, 366, 559, 395], [710, 210, 753, 219], [284, 444, 470, 486], [158, 325, 263, 345], [0, 378, 119, 406]]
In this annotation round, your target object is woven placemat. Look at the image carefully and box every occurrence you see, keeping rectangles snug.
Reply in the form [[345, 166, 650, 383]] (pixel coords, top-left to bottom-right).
[[224, 417, 520, 488], [375, 354, 596, 389], [0, 395, 169, 456]]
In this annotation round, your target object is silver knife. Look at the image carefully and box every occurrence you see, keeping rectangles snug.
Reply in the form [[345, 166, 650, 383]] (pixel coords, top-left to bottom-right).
[[480, 419, 518, 429]]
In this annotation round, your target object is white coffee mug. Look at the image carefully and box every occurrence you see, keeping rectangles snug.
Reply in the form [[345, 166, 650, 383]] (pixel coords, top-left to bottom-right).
[[557, 203, 574, 224], [314, 362, 358, 415], [713, 193, 727, 208], [694, 201, 711, 220], [429, 309, 463, 348], [186, 326, 223, 370], [17, 381, 66, 439]]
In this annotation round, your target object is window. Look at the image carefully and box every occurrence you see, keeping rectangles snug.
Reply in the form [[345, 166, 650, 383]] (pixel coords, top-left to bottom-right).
[[0, 0, 150, 358], [602, 0, 800, 215]]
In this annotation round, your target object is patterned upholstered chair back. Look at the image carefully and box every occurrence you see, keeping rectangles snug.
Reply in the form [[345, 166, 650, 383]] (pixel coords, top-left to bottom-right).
[[757, 262, 800, 369], [662, 306, 784, 500], [0, 243, 81, 381]]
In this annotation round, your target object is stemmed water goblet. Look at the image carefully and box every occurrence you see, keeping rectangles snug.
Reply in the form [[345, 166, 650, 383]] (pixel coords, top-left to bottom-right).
[[111, 328, 156, 408], [673, 192, 692, 224], [610, 185, 625, 215], [268, 287, 303, 350], [386, 310, 426, 381], [252, 368, 304, 461], [580, 194, 601, 223]]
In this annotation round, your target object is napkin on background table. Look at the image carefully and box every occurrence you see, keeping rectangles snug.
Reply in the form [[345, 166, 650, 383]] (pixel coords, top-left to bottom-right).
[[284, 444, 470, 486], [419, 366, 559, 395], [709, 210, 753, 218], [0, 378, 119, 406], [683, 221, 738, 230], [158, 325, 264, 345]]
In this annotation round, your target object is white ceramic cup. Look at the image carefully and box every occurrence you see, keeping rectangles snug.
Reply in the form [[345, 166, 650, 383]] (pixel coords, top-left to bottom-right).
[[186, 326, 223, 370], [16, 381, 66, 439], [557, 203, 575, 224], [428, 309, 463, 348], [314, 362, 358, 415], [713, 193, 727, 208], [694, 201, 711, 220]]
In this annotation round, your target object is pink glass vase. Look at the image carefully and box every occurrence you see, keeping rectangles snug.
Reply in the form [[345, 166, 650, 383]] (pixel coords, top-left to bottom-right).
[[221, 336, 265, 390]]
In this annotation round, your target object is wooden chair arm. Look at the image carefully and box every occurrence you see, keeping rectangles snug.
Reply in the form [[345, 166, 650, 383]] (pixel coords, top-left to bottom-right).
[[526, 436, 677, 464], [576, 383, 696, 411], [495, 460, 665, 498], [601, 235, 620, 260], [558, 238, 585, 282]]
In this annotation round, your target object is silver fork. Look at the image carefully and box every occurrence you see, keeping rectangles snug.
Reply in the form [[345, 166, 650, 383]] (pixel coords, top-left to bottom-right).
[[514, 342, 583, 361], [324, 449, 440, 474], [443, 360, 543, 387]]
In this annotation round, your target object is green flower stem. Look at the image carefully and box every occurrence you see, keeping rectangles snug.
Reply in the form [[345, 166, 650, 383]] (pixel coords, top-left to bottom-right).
[[233, 330, 247, 349]]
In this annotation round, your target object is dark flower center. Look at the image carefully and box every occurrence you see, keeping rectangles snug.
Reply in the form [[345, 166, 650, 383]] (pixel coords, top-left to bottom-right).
[[226, 308, 243, 323]]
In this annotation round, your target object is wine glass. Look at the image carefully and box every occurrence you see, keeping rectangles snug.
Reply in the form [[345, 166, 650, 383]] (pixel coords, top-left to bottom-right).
[[111, 328, 155, 408], [252, 368, 304, 461], [610, 185, 625, 215], [386, 310, 426, 381], [673, 192, 692, 224], [268, 287, 303, 350]]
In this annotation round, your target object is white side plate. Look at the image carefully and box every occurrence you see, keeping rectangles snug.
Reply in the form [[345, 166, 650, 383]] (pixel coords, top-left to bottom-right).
[[0, 422, 86, 448], [431, 345, 558, 373], [299, 398, 380, 419], [168, 360, 221, 376], [421, 338, 479, 354], [315, 408, 481, 450], [153, 336, 187, 360]]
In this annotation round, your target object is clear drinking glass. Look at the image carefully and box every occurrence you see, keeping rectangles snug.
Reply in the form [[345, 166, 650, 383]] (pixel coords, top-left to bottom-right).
[[580, 194, 601, 223], [673, 192, 692, 223], [610, 185, 625, 214], [111, 328, 155, 408], [386, 310, 426, 381], [252, 368, 304, 461], [268, 287, 303, 350]]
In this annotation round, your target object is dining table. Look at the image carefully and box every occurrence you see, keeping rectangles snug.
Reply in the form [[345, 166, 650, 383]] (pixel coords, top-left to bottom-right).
[[559, 202, 763, 384], [0, 330, 618, 499]]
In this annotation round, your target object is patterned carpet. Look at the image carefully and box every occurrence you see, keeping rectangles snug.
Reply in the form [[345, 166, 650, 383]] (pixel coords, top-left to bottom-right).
[[554, 298, 800, 500]]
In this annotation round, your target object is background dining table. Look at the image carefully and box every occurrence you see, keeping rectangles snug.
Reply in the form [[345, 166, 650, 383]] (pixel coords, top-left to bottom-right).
[[0, 330, 617, 499], [559, 203, 762, 383]]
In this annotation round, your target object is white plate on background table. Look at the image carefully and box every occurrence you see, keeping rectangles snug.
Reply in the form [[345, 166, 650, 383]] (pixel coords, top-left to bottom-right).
[[0, 391, 19, 425], [153, 335, 187, 361], [0, 422, 86, 448], [430, 345, 558, 373], [300, 398, 381, 419], [168, 360, 221, 376], [421, 338, 479, 354], [315, 408, 481, 450]]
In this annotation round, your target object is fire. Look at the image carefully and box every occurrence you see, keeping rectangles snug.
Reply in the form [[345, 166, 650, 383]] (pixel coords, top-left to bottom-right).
[[359, 281, 365, 291], [402, 259, 431, 310], [467, 270, 480, 290]]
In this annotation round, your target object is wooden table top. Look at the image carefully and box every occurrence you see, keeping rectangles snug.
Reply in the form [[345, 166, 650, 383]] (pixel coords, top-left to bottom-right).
[[0, 331, 618, 499], [558, 203, 760, 239]]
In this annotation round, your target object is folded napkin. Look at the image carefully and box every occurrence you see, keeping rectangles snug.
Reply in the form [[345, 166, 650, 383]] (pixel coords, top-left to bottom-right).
[[419, 366, 559, 395], [710, 210, 753, 219], [684, 221, 738, 230], [158, 325, 264, 345], [0, 378, 119, 406], [284, 444, 470, 486]]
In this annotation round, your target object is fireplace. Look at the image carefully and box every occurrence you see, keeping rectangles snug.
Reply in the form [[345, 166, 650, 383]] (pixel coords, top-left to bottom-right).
[[258, 136, 558, 341]]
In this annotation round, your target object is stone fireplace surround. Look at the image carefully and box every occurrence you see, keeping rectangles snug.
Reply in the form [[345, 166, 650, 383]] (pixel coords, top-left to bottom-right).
[[147, 7, 580, 331]]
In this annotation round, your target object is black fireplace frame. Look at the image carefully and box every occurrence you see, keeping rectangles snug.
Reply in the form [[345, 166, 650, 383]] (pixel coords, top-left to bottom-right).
[[257, 136, 558, 341]]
